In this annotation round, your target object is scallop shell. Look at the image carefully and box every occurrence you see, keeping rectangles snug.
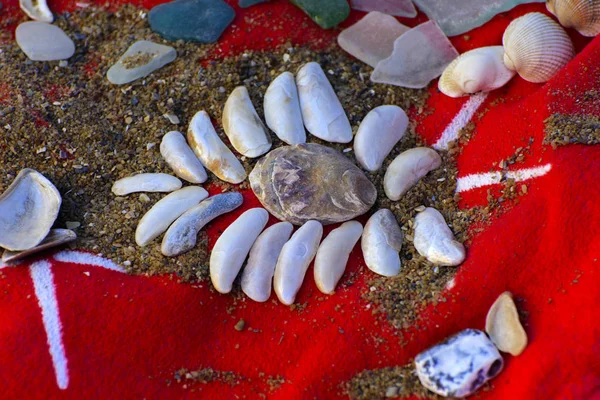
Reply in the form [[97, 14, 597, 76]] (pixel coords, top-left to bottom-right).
[[547, 0, 600, 37], [20, 0, 53, 22], [502, 12, 575, 83]]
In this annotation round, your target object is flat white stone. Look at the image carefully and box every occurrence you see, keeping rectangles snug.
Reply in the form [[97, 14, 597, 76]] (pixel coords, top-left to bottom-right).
[[107, 40, 176, 85], [384, 147, 441, 200], [264, 72, 306, 145], [111, 173, 182, 196], [361, 209, 403, 276], [160, 131, 207, 184], [413, 207, 465, 266], [16, 21, 75, 61]]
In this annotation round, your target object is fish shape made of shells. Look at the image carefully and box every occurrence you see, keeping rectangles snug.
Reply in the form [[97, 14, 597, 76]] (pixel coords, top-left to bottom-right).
[[250, 143, 377, 225], [547, 0, 600, 37]]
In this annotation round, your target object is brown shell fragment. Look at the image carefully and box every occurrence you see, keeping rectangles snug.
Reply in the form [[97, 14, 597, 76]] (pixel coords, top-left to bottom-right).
[[485, 291, 528, 356]]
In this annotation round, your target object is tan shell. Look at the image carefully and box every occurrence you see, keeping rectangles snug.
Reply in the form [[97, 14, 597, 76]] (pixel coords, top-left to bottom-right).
[[485, 292, 528, 356], [503, 12, 575, 83], [547, 0, 600, 37]]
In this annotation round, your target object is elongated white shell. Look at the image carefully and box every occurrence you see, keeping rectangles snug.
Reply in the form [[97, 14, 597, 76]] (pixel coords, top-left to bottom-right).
[[296, 62, 353, 143], [210, 208, 269, 294], [264, 72, 306, 145], [135, 186, 208, 247], [413, 207, 465, 266], [160, 131, 207, 183], [20, 0, 53, 22], [187, 110, 247, 184], [274, 220, 323, 305], [502, 12, 575, 83], [2, 228, 76, 263], [547, 0, 600, 37], [112, 173, 182, 196], [0, 169, 61, 251], [354, 105, 408, 172], [361, 209, 402, 277], [314, 221, 363, 294], [241, 222, 294, 302], [439, 46, 517, 98], [384, 147, 441, 201], [222, 86, 272, 158]]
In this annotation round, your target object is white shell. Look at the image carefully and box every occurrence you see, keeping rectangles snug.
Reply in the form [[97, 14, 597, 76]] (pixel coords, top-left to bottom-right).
[[135, 186, 208, 247], [314, 221, 363, 294], [160, 131, 208, 184], [20, 0, 53, 22], [210, 208, 269, 294], [384, 147, 441, 201], [0, 169, 61, 251], [547, 0, 600, 37], [485, 292, 528, 356], [187, 111, 247, 184], [111, 173, 182, 196], [413, 207, 465, 266], [361, 209, 402, 277], [439, 46, 517, 98], [241, 222, 294, 302], [264, 72, 306, 145], [296, 62, 353, 143], [274, 220, 323, 305], [502, 12, 575, 83], [354, 105, 408, 172], [2, 229, 75, 263], [222, 86, 272, 158]]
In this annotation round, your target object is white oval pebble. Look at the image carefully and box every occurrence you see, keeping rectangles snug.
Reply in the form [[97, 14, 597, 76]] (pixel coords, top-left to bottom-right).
[[361, 209, 403, 276], [111, 173, 182, 196], [264, 72, 306, 145], [413, 207, 465, 266], [384, 147, 441, 201], [160, 131, 208, 184], [16, 21, 74, 61]]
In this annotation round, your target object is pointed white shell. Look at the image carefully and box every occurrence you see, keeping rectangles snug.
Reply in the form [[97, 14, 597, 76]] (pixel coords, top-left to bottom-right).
[[296, 62, 353, 143], [354, 105, 408, 172], [502, 12, 575, 83], [210, 208, 269, 294], [20, 0, 53, 22], [187, 110, 247, 184], [413, 207, 465, 266], [547, 0, 600, 37], [160, 131, 207, 184], [361, 209, 402, 277], [241, 222, 294, 302], [2, 229, 76, 263], [0, 169, 61, 251], [111, 173, 182, 196], [135, 186, 208, 247], [314, 221, 363, 294], [384, 147, 441, 201], [274, 220, 323, 305], [264, 72, 306, 145], [439, 46, 517, 98]]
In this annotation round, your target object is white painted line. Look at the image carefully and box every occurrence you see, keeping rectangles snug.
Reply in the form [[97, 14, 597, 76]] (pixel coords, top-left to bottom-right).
[[456, 164, 552, 193], [433, 92, 488, 150], [53, 250, 125, 273]]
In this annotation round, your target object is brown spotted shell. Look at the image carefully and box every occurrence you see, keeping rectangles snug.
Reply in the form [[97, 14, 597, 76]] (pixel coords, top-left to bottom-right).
[[547, 0, 600, 37]]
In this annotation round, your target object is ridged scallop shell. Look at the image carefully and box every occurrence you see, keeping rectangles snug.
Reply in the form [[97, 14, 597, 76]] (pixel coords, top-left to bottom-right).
[[547, 0, 600, 37], [502, 12, 575, 83], [439, 46, 516, 97]]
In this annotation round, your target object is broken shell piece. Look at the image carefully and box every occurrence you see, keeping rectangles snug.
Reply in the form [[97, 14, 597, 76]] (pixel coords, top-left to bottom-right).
[[314, 221, 363, 294], [415, 329, 504, 397], [413, 207, 465, 266], [187, 111, 247, 184], [547, 0, 600, 37], [20, 0, 53, 22], [296, 62, 353, 143], [2, 229, 76, 263], [274, 220, 323, 305], [354, 105, 408, 172], [135, 186, 208, 247], [160, 131, 208, 184], [264, 72, 306, 145], [384, 147, 441, 201], [222, 86, 272, 158], [111, 173, 182, 196], [161, 192, 244, 257], [241, 222, 294, 302], [361, 209, 402, 277], [0, 169, 61, 251], [486, 292, 528, 356], [439, 46, 516, 98], [210, 208, 269, 294]]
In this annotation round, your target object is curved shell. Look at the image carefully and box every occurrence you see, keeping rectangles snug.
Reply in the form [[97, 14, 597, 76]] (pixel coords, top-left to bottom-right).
[[413, 207, 465, 266], [264, 72, 306, 145], [111, 173, 182, 196], [439, 46, 516, 97], [384, 147, 441, 201], [20, 0, 53, 22], [361, 209, 403, 277], [502, 12, 574, 83], [0, 169, 61, 251], [160, 131, 207, 184], [547, 0, 600, 37]]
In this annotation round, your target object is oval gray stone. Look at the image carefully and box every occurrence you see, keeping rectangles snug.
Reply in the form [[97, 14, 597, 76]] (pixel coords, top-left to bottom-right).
[[16, 21, 75, 61]]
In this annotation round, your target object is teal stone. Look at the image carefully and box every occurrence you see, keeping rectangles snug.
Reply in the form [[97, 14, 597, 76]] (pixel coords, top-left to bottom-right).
[[289, 0, 350, 29], [239, 0, 268, 8], [148, 0, 235, 43]]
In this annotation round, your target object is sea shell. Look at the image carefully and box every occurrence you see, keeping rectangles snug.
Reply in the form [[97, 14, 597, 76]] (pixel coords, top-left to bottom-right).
[[222, 86, 272, 158], [547, 0, 600, 37], [413, 207, 465, 266], [361, 209, 403, 277], [2, 229, 76, 263], [0, 169, 61, 251], [485, 292, 528, 356], [439, 46, 517, 98], [160, 131, 208, 184], [20, 0, 53, 22], [296, 62, 353, 143], [264, 71, 306, 145], [354, 105, 408, 172], [383, 147, 441, 201], [502, 12, 575, 83], [314, 221, 363, 294], [111, 173, 182, 196], [210, 208, 269, 294], [187, 110, 247, 184]]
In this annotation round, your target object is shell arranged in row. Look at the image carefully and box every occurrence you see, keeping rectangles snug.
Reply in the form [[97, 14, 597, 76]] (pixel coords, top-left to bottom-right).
[[361, 209, 403, 277], [112, 173, 182, 196], [384, 147, 441, 201], [160, 131, 208, 184], [20, 0, 53, 22], [547, 0, 600, 37], [264, 72, 306, 145], [413, 207, 465, 266]]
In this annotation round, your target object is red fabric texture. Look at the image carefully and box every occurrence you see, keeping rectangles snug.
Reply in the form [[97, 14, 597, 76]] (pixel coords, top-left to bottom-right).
[[1, 1, 600, 399]]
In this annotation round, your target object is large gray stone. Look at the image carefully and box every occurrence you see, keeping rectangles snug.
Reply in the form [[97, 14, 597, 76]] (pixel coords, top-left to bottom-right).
[[107, 40, 176, 85], [16, 21, 75, 61]]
